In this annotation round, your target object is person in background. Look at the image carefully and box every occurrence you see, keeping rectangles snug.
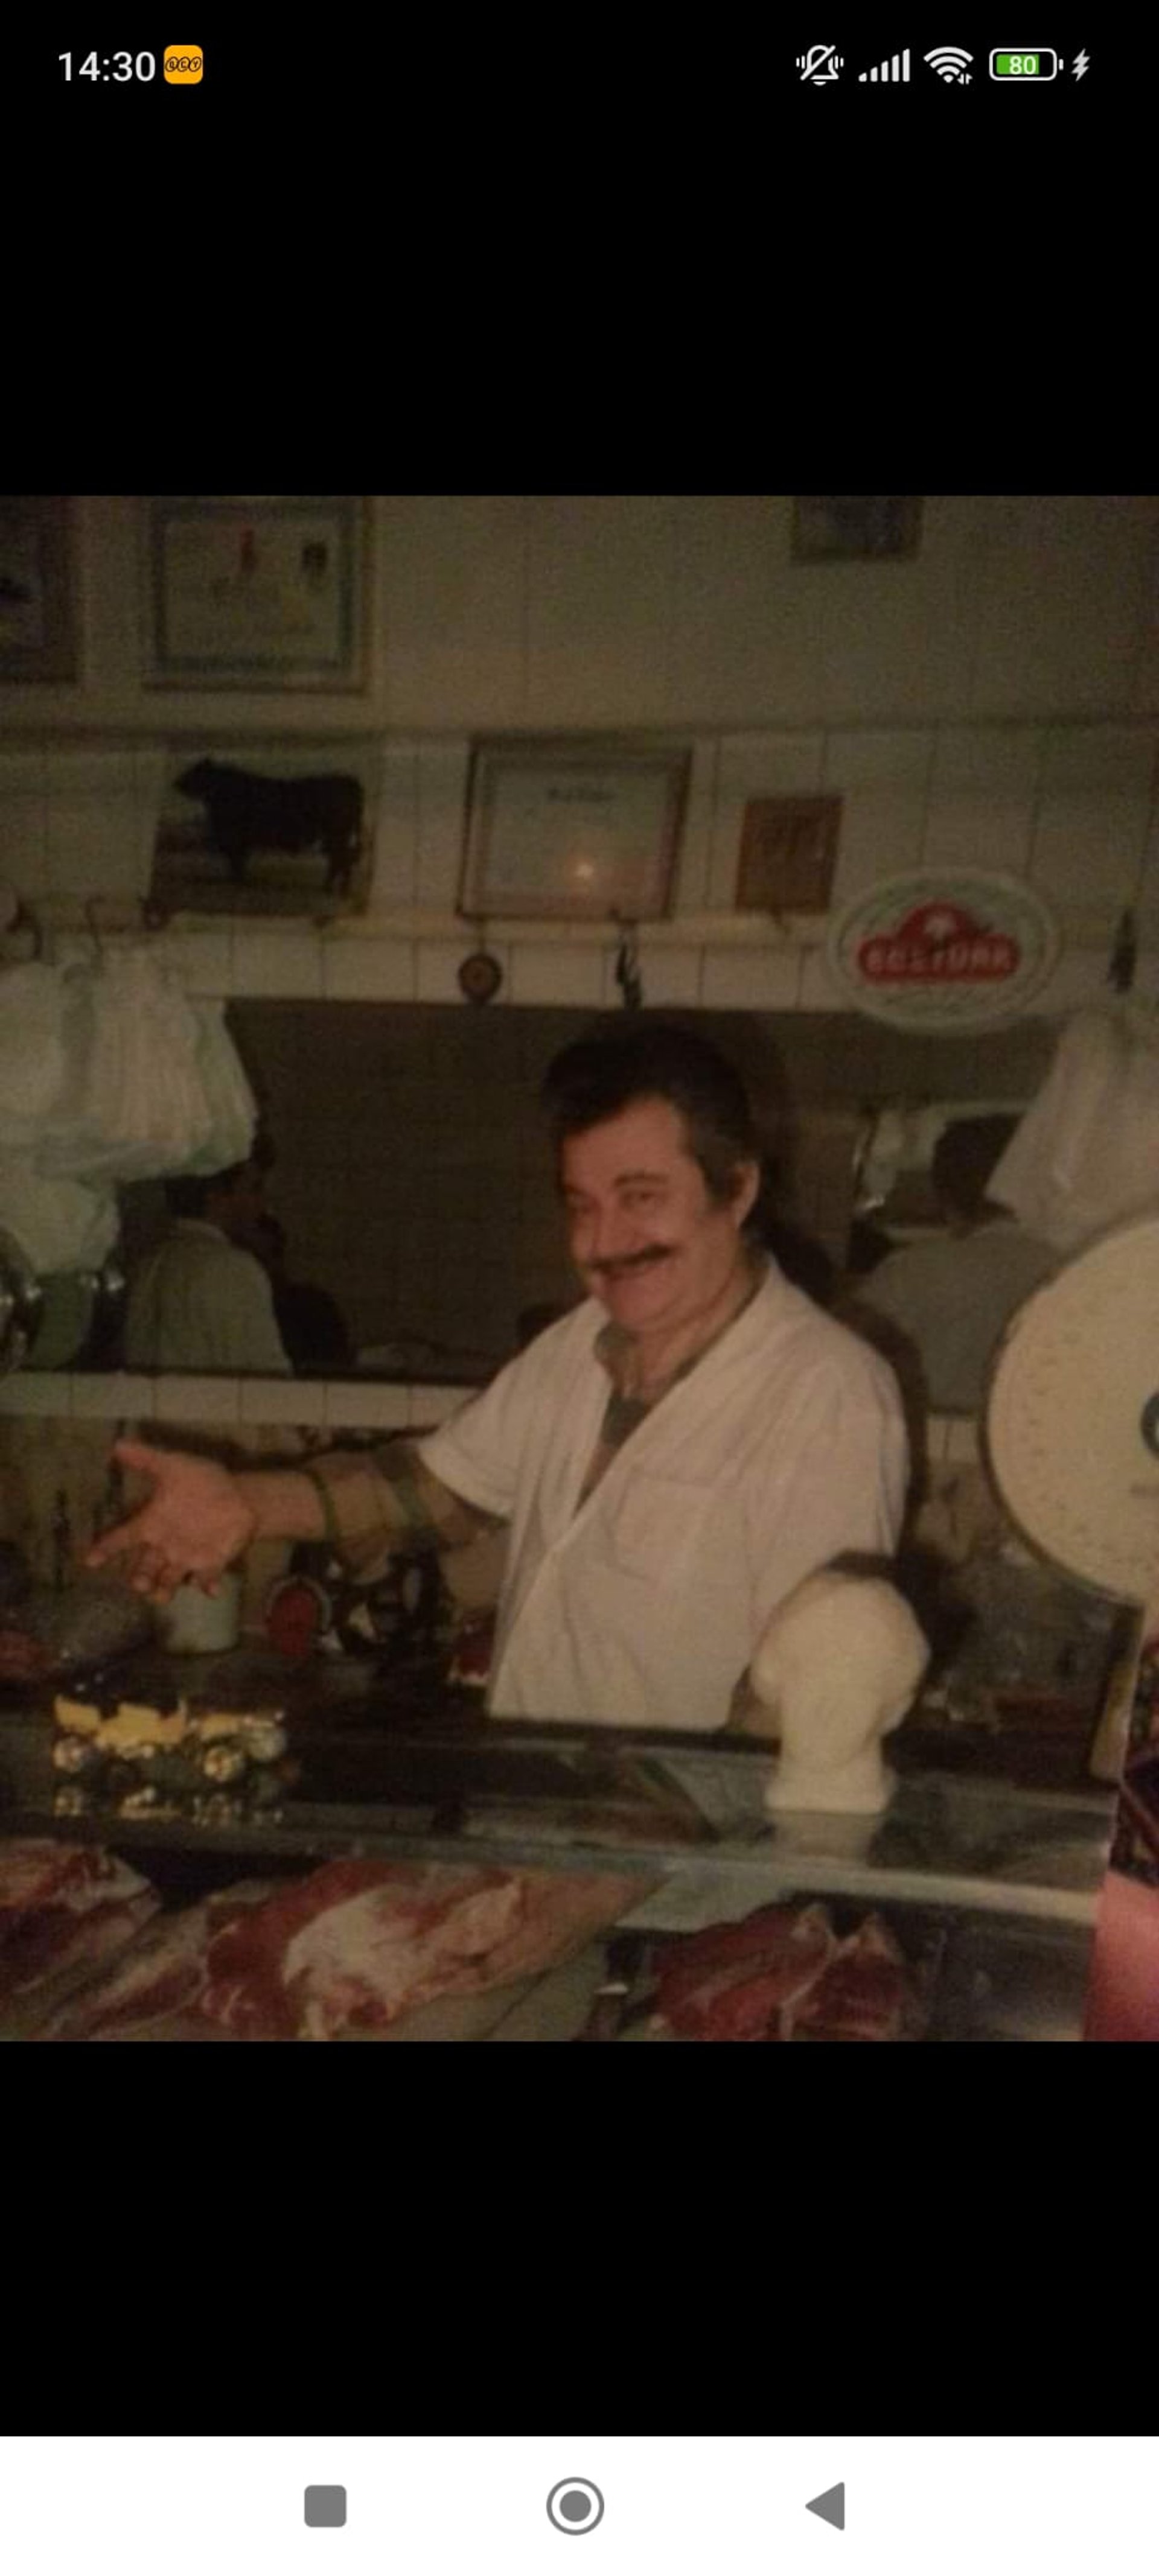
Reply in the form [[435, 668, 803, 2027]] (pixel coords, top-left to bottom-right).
[[836, 1113, 1057, 1416], [90, 1023, 907, 1734], [843, 1214, 898, 1283], [123, 1159, 291, 1375], [249, 1213, 353, 1376]]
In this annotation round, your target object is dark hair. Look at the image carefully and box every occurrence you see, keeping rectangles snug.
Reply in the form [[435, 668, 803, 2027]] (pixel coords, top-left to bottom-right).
[[931, 1115, 1020, 1221], [540, 1022, 759, 1206], [163, 1160, 252, 1219]]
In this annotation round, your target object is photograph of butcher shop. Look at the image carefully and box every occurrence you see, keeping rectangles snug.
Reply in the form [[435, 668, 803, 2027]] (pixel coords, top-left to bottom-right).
[[148, 740, 379, 917]]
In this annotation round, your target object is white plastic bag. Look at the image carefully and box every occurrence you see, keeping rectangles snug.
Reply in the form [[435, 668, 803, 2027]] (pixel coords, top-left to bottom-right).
[[0, 964, 71, 1141], [182, 998, 258, 1174], [39, 949, 213, 1181], [0, 1155, 118, 1273], [4, 942, 257, 1200], [991, 1005, 1159, 1252]]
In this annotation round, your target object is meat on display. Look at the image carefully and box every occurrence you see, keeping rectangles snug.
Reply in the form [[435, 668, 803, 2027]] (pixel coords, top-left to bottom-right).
[[20, 1852, 652, 2042], [4, 1839, 921, 2042], [651, 1901, 918, 2042], [38, 1883, 279, 2041], [202, 1858, 651, 2041], [0, 1839, 159, 2008]]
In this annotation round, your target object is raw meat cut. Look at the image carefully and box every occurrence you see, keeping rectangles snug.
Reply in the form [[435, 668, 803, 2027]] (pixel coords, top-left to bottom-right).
[[790, 1913, 914, 2042], [651, 1901, 838, 2041], [202, 1859, 652, 2041], [37, 1883, 278, 2041], [650, 1901, 922, 2041], [0, 1838, 159, 2006]]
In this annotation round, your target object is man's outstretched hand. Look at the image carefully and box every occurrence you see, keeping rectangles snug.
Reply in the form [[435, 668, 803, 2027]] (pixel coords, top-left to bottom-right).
[[85, 1440, 257, 1601]]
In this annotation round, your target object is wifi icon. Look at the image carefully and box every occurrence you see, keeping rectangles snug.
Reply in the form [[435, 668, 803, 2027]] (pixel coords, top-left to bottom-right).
[[924, 45, 974, 78]]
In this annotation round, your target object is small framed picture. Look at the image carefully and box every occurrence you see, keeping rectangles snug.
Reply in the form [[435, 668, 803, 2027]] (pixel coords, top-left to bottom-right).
[[460, 737, 690, 921], [736, 795, 843, 915], [792, 497, 922, 562], [0, 497, 78, 682], [141, 495, 368, 690], [148, 738, 380, 917]]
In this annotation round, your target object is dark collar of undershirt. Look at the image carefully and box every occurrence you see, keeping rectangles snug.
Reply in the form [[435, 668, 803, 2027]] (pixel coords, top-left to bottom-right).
[[592, 1251, 765, 1449]]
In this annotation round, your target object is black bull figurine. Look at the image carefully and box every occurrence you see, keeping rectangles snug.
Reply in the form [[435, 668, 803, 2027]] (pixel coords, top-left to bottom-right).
[[176, 758, 363, 894]]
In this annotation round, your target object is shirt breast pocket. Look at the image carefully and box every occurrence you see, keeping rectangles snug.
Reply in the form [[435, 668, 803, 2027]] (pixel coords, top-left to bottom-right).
[[607, 1472, 717, 1591]]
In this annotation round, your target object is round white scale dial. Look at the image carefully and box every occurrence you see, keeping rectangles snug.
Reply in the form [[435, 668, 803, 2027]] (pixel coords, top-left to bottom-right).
[[982, 1212, 1159, 1606]]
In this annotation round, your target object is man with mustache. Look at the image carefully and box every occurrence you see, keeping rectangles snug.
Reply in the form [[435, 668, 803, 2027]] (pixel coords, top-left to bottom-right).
[[88, 1025, 907, 1732]]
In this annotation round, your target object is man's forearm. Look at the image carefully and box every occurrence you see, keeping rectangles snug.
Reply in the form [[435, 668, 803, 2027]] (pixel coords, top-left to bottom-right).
[[231, 1445, 497, 1581], [234, 1469, 330, 1545]]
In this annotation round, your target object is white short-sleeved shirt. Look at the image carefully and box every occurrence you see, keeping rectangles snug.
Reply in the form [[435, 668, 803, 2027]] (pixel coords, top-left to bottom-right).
[[124, 1220, 291, 1375], [417, 1265, 908, 1731], [852, 1220, 1058, 1412]]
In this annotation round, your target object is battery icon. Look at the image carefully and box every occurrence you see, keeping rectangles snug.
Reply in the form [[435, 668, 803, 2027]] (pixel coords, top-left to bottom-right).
[[989, 48, 1059, 75]]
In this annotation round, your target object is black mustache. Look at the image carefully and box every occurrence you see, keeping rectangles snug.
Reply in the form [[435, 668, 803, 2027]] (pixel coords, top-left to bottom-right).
[[592, 1248, 670, 1279]]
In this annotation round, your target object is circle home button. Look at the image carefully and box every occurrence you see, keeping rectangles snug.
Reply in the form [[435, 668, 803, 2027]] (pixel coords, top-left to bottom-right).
[[547, 2481, 605, 2535]]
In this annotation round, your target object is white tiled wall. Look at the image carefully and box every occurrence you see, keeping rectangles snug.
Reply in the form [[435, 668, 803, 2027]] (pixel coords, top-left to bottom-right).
[[506, 944, 605, 1008], [1, 496, 1156, 988], [1029, 725, 1157, 912], [229, 929, 325, 999], [0, 1372, 467, 1431], [700, 949, 803, 1011], [922, 726, 1047, 876], [4, 713, 1156, 1009]]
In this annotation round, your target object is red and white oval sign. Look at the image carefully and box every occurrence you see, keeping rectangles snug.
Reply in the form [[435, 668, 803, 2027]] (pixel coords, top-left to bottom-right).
[[825, 870, 1061, 1029]]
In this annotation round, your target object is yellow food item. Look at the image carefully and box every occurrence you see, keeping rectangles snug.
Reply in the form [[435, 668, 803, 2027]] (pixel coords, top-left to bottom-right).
[[55, 1695, 190, 1750], [95, 1701, 190, 1752], [196, 1709, 283, 1743], [53, 1695, 285, 1760], [53, 1696, 102, 1738]]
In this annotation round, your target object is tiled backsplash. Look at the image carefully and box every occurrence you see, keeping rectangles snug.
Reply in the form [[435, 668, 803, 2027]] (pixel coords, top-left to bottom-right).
[[0, 1375, 466, 1430], [3, 717, 1158, 944]]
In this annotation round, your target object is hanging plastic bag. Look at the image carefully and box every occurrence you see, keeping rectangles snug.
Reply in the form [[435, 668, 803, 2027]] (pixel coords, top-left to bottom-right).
[[182, 998, 258, 1174], [5, 943, 257, 1197], [0, 1155, 118, 1273], [37, 948, 214, 1182], [991, 1005, 1159, 1253], [0, 964, 71, 1143]]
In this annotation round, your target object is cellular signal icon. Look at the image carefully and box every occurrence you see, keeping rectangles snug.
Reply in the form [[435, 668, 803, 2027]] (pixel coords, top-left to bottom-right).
[[858, 47, 910, 78], [924, 45, 974, 78]]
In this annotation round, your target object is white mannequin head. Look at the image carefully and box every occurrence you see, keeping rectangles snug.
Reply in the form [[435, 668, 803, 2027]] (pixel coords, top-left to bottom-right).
[[753, 1569, 930, 1815]]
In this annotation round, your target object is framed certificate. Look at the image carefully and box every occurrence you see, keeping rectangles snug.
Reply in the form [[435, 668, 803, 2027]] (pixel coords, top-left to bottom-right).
[[142, 495, 368, 690], [460, 738, 690, 922]]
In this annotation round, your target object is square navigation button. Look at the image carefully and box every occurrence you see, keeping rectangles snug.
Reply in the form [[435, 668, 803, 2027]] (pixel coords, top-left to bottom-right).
[[305, 2489, 347, 2528]]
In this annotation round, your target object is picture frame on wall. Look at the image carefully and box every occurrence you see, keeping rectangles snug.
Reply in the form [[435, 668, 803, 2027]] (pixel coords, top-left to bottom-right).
[[736, 795, 843, 915], [141, 495, 368, 690], [0, 497, 78, 682], [459, 737, 691, 922], [792, 497, 922, 562], [148, 738, 380, 918]]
